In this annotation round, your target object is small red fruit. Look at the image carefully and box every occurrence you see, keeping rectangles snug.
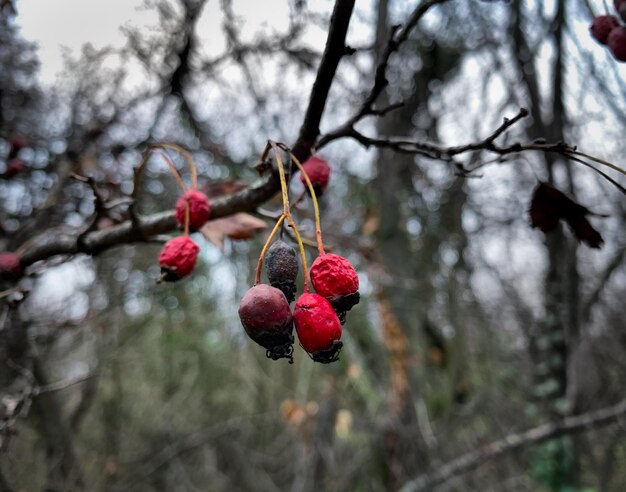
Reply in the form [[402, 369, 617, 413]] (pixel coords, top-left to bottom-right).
[[294, 293, 342, 363], [158, 236, 199, 282], [309, 253, 360, 323], [238, 284, 294, 362], [175, 190, 211, 230], [299, 156, 331, 196], [590, 15, 619, 45], [608, 26, 626, 61], [0, 252, 21, 281], [3, 158, 23, 178]]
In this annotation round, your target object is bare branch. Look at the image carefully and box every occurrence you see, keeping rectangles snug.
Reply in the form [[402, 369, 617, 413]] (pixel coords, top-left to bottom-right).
[[16, 0, 358, 270], [293, 0, 356, 160], [317, 0, 450, 149], [400, 398, 626, 492]]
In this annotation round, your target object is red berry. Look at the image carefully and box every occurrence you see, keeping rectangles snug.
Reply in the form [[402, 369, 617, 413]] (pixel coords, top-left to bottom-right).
[[590, 15, 619, 45], [310, 254, 358, 297], [299, 156, 330, 196], [238, 284, 294, 362], [294, 293, 342, 363], [175, 190, 211, 230], [310, 253, 360, 324], [158, 236, 199, 282], [608, 26, 626, 61], [3, 158, 23, 178], [0, 252, 21, 281]]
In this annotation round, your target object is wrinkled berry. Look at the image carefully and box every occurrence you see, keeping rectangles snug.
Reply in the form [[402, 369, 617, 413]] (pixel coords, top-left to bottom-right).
[[0, 252, 21, 281], [175, 189, 211, 230], [294, 292, 342, 363], [309, 253, 360, 323], [8, 135, 26, 159], [608, 26, 626, 61], [158, 236, 199, 282], [238, 284, 294, 362], [590, 15, 619, 45], [267, 240, 298, 303], [299, 156, 331, 196]]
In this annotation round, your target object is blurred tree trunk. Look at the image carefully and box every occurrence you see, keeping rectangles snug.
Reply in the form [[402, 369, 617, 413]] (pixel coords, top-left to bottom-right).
[[31, 360, 84, 492], [511, 0, 580, 488], [372, 1, 465, 489]]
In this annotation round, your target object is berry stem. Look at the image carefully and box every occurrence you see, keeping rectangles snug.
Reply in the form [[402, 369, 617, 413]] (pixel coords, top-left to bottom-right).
[[184, 196, 191, 236], [254, 214, 286, 285], [154, 150, 187, 193], [152, 143, 198, 189], [286, 214, 309, 292], [268, 141, 292, 216], [268, 140, 310, 292], [284, 148, 325, 256]]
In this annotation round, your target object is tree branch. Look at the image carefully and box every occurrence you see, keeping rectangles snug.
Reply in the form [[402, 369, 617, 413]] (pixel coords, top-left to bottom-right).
[[317, 0, 450, 149], [293, 0, 356, 160], [399, 398, 626, 492], [16, 0, 357, 270]]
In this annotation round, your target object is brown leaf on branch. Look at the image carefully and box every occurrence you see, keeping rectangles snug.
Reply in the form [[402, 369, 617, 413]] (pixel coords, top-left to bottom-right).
[[529, 182, 604, 248], [200, 213, 267, 250]]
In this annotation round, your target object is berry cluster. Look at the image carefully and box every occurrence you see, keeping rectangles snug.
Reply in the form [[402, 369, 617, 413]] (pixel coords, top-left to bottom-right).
[[151, 145, 211, 283], [238, 142, 359, 364], [590, 2, 626, 61]]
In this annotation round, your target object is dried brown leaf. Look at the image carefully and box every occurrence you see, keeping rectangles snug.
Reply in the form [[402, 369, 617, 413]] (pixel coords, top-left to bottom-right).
[[529, 182, 604, 248], [200, 213, 267, 250]]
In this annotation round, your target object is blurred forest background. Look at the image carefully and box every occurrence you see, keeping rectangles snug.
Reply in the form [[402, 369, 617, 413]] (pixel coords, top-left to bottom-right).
[[1, 0, 626, 491]]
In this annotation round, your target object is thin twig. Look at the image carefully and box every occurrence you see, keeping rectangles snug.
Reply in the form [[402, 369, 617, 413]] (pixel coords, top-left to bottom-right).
[[400, 398, 626, 492]]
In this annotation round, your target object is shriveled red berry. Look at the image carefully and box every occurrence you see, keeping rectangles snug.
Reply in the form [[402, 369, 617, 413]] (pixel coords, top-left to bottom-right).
[[608, 26, 626, 61], [310, 253, 360, 323], [0, 252, 21, 281], [267, 240, 298, 303], [158, 236, 199, 282], [175, 190, 211, 230], [238, 284, 294, 362], [299, 156, 331, 196], [294, 293, 342, 363], [590, 15, 619, 45], [3, 158, 23, 178]]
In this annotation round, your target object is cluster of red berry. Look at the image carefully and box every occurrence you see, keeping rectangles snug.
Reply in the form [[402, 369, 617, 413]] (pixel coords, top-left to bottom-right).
[[155, 147, 211, 282], [590, 1, 626, 61], [238, 143, 359, 364]]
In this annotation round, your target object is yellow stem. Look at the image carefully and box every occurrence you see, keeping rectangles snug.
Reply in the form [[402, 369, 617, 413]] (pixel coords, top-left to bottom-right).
[[284, 147, 325, 256], [268, 140, 310, 292], [255, 214, 285, 285], [269, 141, 291, 215], [184, 196, 190, 236], [154, 149, 187, 193], [152, 143, 198, 189], [286, 215, 309, 292]]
